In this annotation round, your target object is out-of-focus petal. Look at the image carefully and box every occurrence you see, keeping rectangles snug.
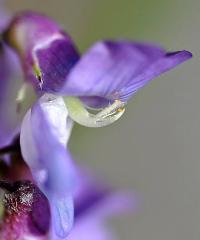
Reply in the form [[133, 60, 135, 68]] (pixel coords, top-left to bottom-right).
[[73, 168, 111, 218], [70, 168, 139, 240], [61, 41, 192, 107], [0, 44, 24, 147], [4, 11, 79, 92], [74, 168, 137, 220], [68, 221, 114, 240], [20, 94, 75, 237]]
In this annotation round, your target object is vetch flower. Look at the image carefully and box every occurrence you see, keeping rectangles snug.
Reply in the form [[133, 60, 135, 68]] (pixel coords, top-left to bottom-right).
[[4, 11, 192, 127], [0, 8, 192, 240], [0, 41, 77, 237], [0, 143, 135, 240]]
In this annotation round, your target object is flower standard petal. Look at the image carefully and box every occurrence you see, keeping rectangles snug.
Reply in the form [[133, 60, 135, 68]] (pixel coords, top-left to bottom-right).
[[4, 11, 79, 92], [62, 41, 192, 106], [20, 94, 76, 238]]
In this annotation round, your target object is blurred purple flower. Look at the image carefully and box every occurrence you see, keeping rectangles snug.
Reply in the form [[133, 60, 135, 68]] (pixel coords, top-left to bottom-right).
[[69, 168, 136, 240], [0, 148, 136, 240]]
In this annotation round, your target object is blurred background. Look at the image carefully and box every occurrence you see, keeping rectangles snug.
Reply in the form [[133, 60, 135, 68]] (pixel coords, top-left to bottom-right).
[[6, 0, 199, 239]]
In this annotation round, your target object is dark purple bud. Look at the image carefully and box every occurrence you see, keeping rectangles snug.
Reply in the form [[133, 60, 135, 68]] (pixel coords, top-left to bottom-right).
[[0, 180, 50, 240], [4, 11, 79, 93]]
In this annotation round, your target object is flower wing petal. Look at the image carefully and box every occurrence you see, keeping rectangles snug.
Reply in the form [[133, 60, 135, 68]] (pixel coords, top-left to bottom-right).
[[121, 50, 192, 101], [61, 41, 192, 107], [20, 94, 75, 237]]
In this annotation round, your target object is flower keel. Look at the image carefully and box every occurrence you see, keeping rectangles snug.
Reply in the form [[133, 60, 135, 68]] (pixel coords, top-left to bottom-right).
[[64, 96, 125, 127]]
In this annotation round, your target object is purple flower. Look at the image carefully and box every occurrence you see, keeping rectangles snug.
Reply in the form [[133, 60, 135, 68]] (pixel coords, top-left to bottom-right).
[[0, 147, 135, 240], [0, 10, 77, 236], [0, 49, 81, 236], [0, 9, 192, 239], [4, 12, 192, 127]]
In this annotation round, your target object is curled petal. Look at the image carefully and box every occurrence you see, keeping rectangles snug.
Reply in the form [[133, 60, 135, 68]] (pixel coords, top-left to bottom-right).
[[4, 11, 79, 92], [20, 94, 75, 237], [60, 41, 192, 107], [64, 96, 125, 127]]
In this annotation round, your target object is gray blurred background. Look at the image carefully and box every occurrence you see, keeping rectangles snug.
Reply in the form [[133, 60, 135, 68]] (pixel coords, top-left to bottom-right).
[[7, 0, 199, 239]]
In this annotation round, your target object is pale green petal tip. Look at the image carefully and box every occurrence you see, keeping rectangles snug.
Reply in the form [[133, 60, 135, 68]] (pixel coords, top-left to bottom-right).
[[64, 96, 125, 128]]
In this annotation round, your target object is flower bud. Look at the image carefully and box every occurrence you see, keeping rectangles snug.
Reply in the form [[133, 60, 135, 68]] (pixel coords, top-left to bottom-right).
[[0, 180, 50, 240]]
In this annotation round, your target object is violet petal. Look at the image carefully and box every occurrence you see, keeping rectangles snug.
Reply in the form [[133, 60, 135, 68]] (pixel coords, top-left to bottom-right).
[[4, 11, 79, 92], [61, 41, 192, 107], [69, 168, 137, 240], [20, 94, 76, 237]]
